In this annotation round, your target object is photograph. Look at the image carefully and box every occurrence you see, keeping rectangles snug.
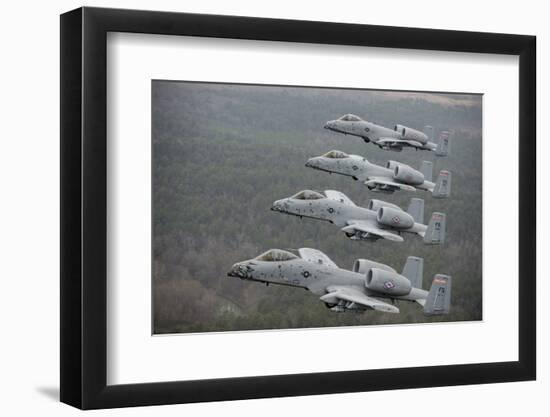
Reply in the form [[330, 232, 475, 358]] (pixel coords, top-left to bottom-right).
[[151, 80, 483, 334]]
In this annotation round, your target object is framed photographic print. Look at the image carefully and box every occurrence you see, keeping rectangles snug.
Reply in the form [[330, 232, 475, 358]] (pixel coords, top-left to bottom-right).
[[60, 6, 536, 409]]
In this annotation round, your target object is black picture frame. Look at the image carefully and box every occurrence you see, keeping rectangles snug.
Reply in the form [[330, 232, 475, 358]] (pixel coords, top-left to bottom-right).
[[60, 6, 536, 410]]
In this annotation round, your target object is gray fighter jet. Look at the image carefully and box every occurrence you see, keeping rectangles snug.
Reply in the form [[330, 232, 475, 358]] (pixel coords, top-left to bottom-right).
[[271, 190, 445, 244], [305, 150, 451, 198], [228, 248, 452, 315], [324, 114, 451, 155]]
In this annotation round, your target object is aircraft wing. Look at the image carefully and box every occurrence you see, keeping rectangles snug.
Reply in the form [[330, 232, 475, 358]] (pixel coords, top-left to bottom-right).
[[321, 286, 400, 313], [298, 248, 338, 268], [364, 176, 417, 192], [324, 190, 356, 206], [375, 137, 424, 148], [341, 220, 404, 242]]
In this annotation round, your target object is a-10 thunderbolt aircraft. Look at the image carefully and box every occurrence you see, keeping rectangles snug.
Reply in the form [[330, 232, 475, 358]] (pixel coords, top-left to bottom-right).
[[324, 114, 451, 155], [271, 189, 445, 244], [228, 248, 452, 315], [305, 150, 451, 198]]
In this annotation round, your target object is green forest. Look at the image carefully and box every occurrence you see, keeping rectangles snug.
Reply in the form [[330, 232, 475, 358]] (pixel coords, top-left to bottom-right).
[[152, 81, 483, 334]]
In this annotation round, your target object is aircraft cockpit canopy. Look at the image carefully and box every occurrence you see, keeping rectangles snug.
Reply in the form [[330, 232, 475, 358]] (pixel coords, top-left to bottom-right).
[[322, 150, 349, 159], [290, 190, 325, 200], [338, 114, 362, 122], [254, 249, 299, 262]]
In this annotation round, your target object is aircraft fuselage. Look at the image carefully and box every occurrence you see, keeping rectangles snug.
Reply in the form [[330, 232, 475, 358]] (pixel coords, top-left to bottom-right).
[[227, 256, 428, 303], [324, 118, 437, 151], [305, 154, 434, 193], [271, 193, 426, 237]]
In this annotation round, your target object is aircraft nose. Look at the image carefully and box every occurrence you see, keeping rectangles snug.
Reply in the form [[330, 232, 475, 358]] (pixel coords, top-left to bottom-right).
[[227, 262, 249, 278], [324, 120, 335, 129], [271, 199, 285, 212], [305, 157, 321, 168]]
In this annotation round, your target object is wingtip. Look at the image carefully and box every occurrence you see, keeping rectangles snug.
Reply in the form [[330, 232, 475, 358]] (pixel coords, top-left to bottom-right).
[[374, 304, 400, 314], [386, 234, 405, 242]]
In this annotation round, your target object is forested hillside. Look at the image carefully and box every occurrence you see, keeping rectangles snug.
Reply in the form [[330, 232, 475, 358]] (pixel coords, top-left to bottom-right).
[[152, 81, 483, 334]]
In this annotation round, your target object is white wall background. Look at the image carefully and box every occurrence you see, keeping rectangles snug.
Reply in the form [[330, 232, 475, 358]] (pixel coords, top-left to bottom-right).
[[0, 0, 544, 415]]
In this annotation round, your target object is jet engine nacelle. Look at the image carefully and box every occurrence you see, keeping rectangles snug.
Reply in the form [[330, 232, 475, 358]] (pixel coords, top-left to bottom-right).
[[367, 199, 401, 212], [394, 124, 429, 144], [394, 165, 425, 185], [366, 268, 412, 296], [377, 207, 415, 229], [386, 160, 406, 171], [353, 259, 396, 275]]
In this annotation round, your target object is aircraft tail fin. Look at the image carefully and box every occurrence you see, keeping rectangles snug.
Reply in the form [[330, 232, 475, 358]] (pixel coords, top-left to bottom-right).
[[423, 275, 452, 315], [420, 161, 433, 182], [423, 125, 434, 142], [402, 256, 423, 289], [433, 171, 452, 198], [435, 130, 451, 156], [407, 198, 424, 224], [423, 212, 446, 245]]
